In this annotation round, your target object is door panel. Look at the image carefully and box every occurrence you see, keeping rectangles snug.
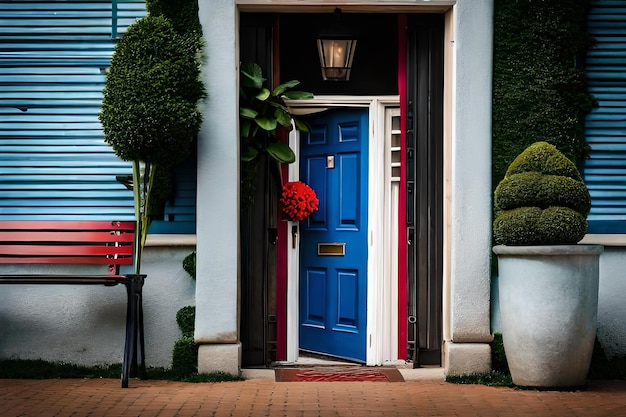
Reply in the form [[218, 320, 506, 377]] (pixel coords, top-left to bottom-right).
[[299, 108, 368, 363]]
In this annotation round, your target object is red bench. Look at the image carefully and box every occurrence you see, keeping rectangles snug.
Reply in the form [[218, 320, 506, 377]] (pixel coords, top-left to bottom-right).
[[0, 220, 146, 388]]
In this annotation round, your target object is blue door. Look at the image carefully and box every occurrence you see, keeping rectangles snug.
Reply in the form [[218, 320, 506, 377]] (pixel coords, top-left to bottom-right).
[[299, 108, 368, 362]]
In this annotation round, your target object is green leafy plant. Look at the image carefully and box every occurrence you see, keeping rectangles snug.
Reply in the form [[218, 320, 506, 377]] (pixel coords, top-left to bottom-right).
[[176, 305, 196, 336], [172, 305, 198, 378], [183, 251, 196, 280], [491, 333, 509, 374], [99, 14, 205, 273], [146, 0, 202, 37], [172, 335, 198, 378], [239, 62, 312, 165], [493, 141, 591, 245]]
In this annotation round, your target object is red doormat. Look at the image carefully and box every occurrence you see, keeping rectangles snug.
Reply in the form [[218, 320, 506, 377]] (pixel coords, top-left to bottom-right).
[[275, 367, 404, 382]]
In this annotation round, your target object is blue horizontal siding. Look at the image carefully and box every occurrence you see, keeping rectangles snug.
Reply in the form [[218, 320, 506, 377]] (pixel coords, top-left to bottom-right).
[[0, 0, 144, 222], [585, 0, 626, 233], [0, 0, 196, 233], [149, 154, 197, 234]]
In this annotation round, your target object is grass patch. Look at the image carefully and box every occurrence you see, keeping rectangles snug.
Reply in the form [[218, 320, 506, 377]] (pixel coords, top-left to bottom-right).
[[0, 359, 244, 383], [446, 371, 514, 387]]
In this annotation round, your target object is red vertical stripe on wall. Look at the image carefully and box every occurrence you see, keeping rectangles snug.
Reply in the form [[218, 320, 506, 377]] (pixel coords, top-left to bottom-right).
[[274, 15, 287, 361], [397, 14, 408, 360], [276, 164, 288, 361]]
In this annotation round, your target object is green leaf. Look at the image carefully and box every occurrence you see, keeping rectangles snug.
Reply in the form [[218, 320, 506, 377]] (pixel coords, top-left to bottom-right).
[[273, 79, 300, 96], [255, 88, 270, 101], [275, 108, 293, 128], [240, 63, 265, 89], [266, 141, 296, 164], [240, 119, 253, 139], [266, 100, 288, 112], [241, 146, 259, 162], [255, 117, 277, 131], [283, 91, 314, 100], [240, 107, 257, 119], [294, 118, 310, 133]]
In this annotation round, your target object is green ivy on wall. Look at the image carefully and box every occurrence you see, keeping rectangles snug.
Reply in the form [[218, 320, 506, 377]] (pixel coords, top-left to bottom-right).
[[492, 0, 596, 189]]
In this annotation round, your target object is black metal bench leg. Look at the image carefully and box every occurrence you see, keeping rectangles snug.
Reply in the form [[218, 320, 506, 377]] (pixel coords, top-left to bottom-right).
[[121, 278, 137, 388], [130, 277, 147, 380], [136, 280, 147, 380]]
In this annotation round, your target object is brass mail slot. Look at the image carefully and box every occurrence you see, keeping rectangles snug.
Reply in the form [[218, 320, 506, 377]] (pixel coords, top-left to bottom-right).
[[317, 243, 346, 256]]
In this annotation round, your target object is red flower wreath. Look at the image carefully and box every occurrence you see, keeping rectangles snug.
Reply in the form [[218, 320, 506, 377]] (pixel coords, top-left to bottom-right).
[[280, 181, 319, 222]]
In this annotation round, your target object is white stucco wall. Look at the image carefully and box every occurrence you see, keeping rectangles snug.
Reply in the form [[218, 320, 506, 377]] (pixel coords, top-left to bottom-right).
[[0, 243, 196, 368], [595, 248, 626, 359]]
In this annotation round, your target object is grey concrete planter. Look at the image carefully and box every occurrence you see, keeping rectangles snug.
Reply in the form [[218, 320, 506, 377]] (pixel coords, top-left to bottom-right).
[[493, 244, 604, 388]]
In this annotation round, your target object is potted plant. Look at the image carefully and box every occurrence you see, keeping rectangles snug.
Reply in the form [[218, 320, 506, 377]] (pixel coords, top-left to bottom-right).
[[239, 62, 312, 207], [492, 141, 603, 388]]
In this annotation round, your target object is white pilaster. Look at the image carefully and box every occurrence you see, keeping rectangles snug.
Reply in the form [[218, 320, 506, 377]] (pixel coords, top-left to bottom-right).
[[195, 0, 241, 373]]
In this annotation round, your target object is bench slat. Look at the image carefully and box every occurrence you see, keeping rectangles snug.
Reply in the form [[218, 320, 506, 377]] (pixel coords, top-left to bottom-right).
[[0, 221, 136, 266], [0, 244, 133, 256], [0, 274, 130, 284], [0, 230, 135, 242], [0, 256, 133, 265], [0, 220, 135, 231]]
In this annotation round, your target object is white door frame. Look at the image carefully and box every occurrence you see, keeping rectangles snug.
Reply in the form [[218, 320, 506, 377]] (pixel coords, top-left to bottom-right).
[[285, 95, 400, 366]]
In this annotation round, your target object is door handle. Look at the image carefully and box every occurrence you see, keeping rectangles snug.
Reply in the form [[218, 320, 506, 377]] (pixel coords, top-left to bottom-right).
[[291, 225, 298, 249]]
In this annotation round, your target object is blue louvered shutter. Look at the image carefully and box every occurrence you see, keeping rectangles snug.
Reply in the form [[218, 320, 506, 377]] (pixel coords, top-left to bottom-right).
[[149, 153, 197, 234], [584, 0, 626, 233], [0, 1, 195, 233]]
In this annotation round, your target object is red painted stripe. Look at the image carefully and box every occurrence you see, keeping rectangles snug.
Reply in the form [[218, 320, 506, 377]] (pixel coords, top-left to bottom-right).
[[397, 14, 408, 360], [276, 164, 289, 361], [275, 16, 287, 361]]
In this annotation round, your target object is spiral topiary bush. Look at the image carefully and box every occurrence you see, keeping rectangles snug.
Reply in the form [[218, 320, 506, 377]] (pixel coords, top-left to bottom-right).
[[493, 141, 591, 245], [172, 305, 197, 378]]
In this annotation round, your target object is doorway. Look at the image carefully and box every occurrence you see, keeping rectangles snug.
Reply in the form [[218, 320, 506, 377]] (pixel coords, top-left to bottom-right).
[[285, 96, 400, 366]]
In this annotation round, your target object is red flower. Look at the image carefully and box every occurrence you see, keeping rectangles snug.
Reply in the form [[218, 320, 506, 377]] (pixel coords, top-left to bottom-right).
[[280, 181, 319, 221]]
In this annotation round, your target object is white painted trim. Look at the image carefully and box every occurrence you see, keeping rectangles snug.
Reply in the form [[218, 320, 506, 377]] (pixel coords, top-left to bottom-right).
[[286, 130, 301, 363], [286, 95, 400, 365], [236, 1, 454, 13]]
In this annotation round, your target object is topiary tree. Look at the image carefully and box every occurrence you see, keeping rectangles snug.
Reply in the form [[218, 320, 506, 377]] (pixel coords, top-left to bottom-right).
[[493, 141, 591, 246], [182, 251, 196, 280], [172, 305, 197, 378], [146, 0, 202, 37], [99, 13, 205, 273]]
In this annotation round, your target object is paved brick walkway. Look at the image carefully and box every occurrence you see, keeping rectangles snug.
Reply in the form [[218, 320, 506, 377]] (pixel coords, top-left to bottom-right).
[[1, 377, 625, 417]]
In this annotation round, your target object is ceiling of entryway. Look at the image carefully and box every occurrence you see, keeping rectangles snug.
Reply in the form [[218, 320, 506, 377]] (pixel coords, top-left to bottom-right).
[[241, 13, 398, 96]]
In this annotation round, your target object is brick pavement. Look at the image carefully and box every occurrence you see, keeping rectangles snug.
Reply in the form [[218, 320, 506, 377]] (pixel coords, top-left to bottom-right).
[[1, 376, 625, 417]]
